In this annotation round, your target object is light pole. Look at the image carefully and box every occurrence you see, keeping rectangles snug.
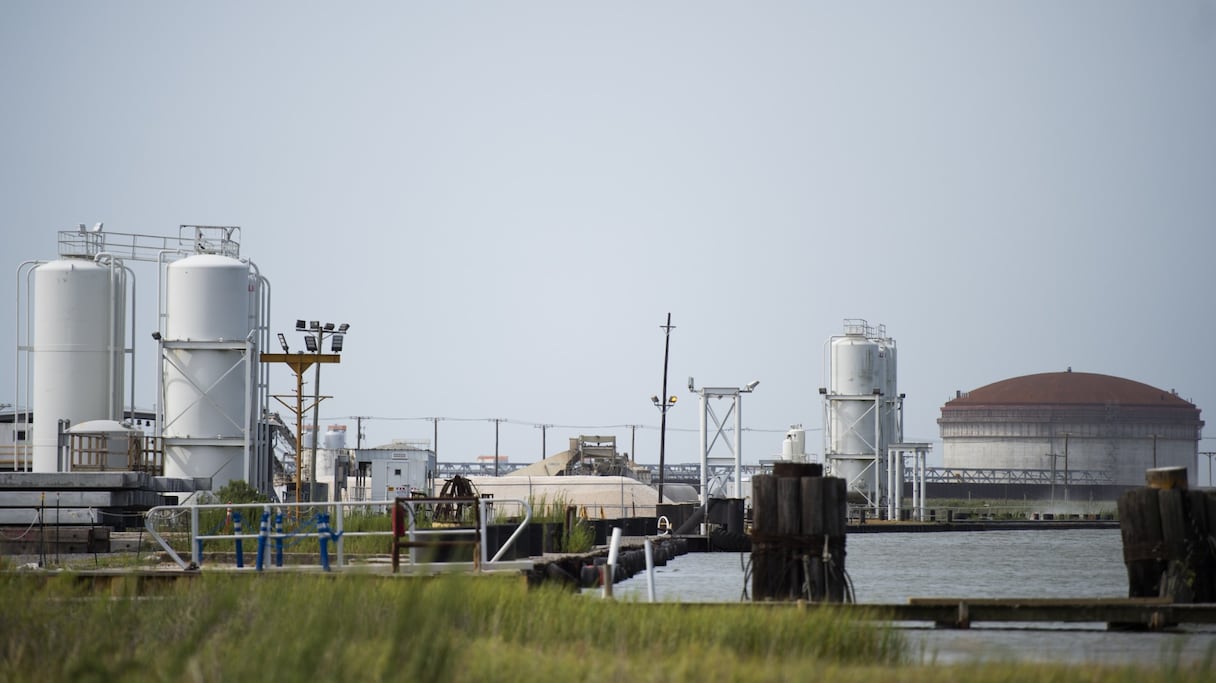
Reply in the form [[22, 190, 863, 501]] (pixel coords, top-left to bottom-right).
[[654, 313, 676, 502], [262, 321, 348, 503], [304, 321, 348, 502]]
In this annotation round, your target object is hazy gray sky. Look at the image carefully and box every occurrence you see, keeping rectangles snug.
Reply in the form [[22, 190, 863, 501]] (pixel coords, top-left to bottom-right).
[[3, 2, 1215, 470]]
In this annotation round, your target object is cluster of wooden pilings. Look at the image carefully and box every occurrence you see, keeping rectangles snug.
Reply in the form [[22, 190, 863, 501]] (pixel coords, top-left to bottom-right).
[[1118, 467, 1216, 604], [750, 463, 849, 602]]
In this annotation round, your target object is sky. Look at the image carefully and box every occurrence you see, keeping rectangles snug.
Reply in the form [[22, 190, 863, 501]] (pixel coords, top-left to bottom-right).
[[2, 2, 1215, 474]]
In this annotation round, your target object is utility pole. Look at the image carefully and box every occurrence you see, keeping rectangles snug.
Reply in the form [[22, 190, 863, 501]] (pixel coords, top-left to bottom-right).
[[1063, 432, 1070, 502], [494, 418, 502, 477], [536, 424, 551, 461], [1203, 451, 1216, 487]]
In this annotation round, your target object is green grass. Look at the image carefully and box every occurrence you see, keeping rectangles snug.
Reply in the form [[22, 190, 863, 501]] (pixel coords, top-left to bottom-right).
[[0, 572, 1210, 682]]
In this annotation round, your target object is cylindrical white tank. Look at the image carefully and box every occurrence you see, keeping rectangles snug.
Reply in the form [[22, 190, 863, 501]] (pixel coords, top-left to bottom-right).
[[302, 424, 316, 449], [32, 258, 125, 472], [324, 424, 347, 450], [828, 334, 881, 456], [162, 254, 255, 488], [67, 419, 143, 471], [781, 425, 806, 462], [878, 338, 900, 446], [824, 321, 901, 506]]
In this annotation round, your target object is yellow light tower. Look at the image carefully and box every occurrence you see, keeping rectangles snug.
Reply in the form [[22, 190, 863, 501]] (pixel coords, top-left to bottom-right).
[[260, 321, 348, 504]]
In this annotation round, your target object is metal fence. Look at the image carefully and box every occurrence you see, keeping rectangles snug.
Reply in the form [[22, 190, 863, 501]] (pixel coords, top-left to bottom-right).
[[144, 497, 532, 572]]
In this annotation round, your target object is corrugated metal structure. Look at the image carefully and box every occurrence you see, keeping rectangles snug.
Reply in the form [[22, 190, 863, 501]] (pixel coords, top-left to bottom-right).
[[939, 370, 1204, 486]]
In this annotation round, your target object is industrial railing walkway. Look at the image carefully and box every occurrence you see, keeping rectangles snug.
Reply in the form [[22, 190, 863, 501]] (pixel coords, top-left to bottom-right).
[[144, 498, 533, 573]]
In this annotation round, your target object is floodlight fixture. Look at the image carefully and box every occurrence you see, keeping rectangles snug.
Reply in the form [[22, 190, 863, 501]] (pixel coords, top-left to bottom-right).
[[331, 334, 344, 352], [296, 320, 306, 331], [277, 333, 289, 352], [309, 321, 321, 331], [668, 396, 678, 405], [338, 323, 349, 333], [323, 322, 335, 331], [745, 380, 760, 392], [304, 334, 318, 352], [650, 395, 660, 406]]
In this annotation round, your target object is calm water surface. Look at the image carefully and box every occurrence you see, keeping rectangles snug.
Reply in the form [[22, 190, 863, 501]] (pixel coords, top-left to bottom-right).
[[610, 529, 1216, 665]]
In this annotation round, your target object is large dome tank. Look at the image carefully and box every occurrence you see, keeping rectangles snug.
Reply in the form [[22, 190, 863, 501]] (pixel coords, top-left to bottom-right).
[[161, 253, 258, 487], [31, 258, 126, 472]]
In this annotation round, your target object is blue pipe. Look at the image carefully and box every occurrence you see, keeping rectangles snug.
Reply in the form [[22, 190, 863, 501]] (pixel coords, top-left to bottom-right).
[[255, 509, 270, 571], [318, 512, 331, 572], [233, 511, 244, 568]]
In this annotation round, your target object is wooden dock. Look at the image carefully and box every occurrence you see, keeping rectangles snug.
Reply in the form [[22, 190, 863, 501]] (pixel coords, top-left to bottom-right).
[[643, 596, 1216, 630], [7, 569, 1214, 631], [895, 597, 1216, 629]]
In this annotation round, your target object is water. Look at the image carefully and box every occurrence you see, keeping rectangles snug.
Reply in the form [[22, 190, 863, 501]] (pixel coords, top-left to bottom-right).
[[610, 529, 1216, 665]]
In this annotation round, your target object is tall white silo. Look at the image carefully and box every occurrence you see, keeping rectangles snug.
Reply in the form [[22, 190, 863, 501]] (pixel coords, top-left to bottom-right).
[[823, 320, 902, 511], [31, 258, 126, 472], [160, 253, 262, 490]]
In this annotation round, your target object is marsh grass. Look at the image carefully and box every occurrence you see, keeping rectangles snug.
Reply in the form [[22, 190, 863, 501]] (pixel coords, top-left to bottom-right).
[[563, 518, 595, 553], [1, 572, 1212, 682]]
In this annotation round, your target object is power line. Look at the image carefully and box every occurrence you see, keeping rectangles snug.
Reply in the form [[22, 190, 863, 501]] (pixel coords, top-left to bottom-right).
[[323, 415, 817, 430]]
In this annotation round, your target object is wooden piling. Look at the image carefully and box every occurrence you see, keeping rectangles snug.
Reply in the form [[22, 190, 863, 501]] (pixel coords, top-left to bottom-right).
[[750, 465, 847, 602], [1145, 466, 1188, 491], [1117, 468, 1215, 623]]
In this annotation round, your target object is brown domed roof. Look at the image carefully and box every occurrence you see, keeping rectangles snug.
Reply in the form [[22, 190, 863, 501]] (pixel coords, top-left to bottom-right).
[[945, 371, 1195, 409]]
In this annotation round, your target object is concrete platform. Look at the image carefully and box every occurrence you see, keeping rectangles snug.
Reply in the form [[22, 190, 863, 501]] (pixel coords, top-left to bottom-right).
[[0, 471, 208, 534]]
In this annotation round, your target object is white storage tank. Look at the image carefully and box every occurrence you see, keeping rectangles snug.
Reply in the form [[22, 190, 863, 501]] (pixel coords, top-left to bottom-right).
[[324, 424, 347, 450], [31, 258, 126, 472], [161, 253, 259, 488], [781, 425, 806, 462], [828, 333, 883, 456], [66, 419, 143, 471], [823, 320, 902, 509]]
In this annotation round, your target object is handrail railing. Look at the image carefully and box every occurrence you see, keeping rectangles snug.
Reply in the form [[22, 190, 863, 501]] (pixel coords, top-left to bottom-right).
[[145, 497, 532, 573], [390, 496, 533, 572]]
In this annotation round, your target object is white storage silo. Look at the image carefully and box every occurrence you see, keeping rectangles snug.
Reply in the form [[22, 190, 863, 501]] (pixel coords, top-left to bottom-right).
[[31, 258, 126, 472], [161, 253, 261, 489], [823, 320, 902, 511]]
